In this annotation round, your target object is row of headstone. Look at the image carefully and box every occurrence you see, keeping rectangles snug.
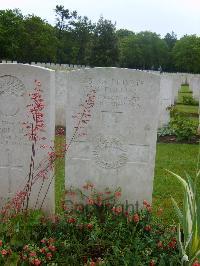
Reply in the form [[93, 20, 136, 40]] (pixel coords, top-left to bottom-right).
[[0, 61, 90, 70], [0, 63, 199, 214]]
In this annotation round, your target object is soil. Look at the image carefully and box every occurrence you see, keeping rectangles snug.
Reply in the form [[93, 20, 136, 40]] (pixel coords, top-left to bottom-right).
[[157, 135, 200, 144]]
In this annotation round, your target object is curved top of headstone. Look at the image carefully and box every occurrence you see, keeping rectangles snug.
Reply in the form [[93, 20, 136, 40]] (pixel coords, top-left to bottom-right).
[[0, 63, 55, 73]]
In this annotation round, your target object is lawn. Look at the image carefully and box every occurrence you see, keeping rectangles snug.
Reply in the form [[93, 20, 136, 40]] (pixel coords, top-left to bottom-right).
[[153, 142, 200, 223], [55, 136, 200, 223], [176, 104, 199, 114]]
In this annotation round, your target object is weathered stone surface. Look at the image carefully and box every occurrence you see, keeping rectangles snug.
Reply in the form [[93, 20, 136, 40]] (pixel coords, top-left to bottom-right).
[[0, 64, 55, 214], [171, 74, 182, 102], [65, 68, 160, 207], [55, 71, 67, 127], [190, 76, 200, 101], [158, 74, 173, 127]]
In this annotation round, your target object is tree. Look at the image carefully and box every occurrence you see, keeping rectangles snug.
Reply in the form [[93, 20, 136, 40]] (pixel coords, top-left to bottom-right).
[[0, 9, 24, 60], [70, 16, 94, 64], [54, 5, 77, 35], [164, 31, 177, 50], [173, 35, 200, 73], [136, 31, 168, 70], [119, 34, 143, 68], [20, 15, 58, 62], [54, 5, 78, 63], [116, 29, 134, 39], [89, 16, 119, 66], [119, 31, 168, 70]]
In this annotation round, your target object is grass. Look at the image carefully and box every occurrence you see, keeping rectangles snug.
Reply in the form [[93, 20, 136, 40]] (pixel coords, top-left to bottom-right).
[[153, 84, 200, 222], [177, 84, 192, 103], [176, 104, 199, 114], [153, 143, 200, 223], [55, 135, 65, 213], [180, 84, 192, 93]]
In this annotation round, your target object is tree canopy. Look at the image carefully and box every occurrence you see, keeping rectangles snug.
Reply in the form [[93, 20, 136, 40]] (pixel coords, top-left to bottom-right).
[[0, 7, 199, 73]]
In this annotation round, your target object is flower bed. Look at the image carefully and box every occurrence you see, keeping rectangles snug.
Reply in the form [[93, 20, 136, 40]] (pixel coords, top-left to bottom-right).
[[0, 185, 182, 265]]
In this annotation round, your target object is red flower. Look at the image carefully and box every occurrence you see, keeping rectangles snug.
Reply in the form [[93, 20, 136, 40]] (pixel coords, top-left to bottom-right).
[[48, 245, 56, 252], [0, 240, 2, 246], [143, 200, 149, 206], [87, 198, 94, 205], [167, 237, 177, 249], [22, 255, 27, 260], [48, 238, 55, 243], [87, 223, 93, 230], [192, 260, 200, 266], [40, 239, 46, 243], [23, 245, 29, 251], [1, 249, 7, 256], [124, 211, 129, 217], [90, 262, 96, 266], [67, 217, 76, 223], [144, 225, 151, 232], [157, 241, 163, 248], [29, 251, 36, 257], [40, 247, 46, 254], [112, 206, 122, 215], [133, 213, 140, 223], [46, 252, 52, 260], [114, 191, 121, 198], [147, 206, 152, 212], [149, 259, 155, 266], [33, 258, 41, 266]]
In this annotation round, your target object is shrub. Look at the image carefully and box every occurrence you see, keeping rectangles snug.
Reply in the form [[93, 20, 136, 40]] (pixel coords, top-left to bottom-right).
[[182, 95, 199, 106], [157, 126, 175, 137], [169, 107, 197, 141]]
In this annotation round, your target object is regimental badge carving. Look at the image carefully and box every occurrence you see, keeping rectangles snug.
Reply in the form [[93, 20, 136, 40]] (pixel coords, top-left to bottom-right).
[[93, 135, 128, 169], [0, 75, 26, 116]]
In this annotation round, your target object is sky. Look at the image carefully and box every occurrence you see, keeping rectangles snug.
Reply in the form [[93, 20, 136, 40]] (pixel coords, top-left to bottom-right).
[[1, 0, 200, 38]]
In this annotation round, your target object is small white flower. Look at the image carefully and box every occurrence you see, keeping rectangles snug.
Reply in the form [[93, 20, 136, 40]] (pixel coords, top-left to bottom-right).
[[182, 254, 189, 262]]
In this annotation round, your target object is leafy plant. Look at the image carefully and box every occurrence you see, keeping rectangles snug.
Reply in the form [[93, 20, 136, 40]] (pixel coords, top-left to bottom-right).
[[0, 185, 180, 265], [182, 96, 199, 106], [168, 170, 200, 266], [169, 107, 197, 141], [157, 126, 175, 137]]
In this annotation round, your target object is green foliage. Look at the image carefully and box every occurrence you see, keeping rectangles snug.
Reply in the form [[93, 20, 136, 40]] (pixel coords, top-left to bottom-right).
[[21, 15, 58, 62], [169, 107, 197, 141], [182, 95, 199, 106], [89, 16, 119, 66], [164, 31, 177, 50], [157, 126, 175, 137], [0, 9, 24, 60], [119, 31, 168, 69], [0, 188, 180, 265], [168, 170, 200, 265], [153, 143, 200, 224], [2, 7, 200, 71], [172, 35, 200, 73]]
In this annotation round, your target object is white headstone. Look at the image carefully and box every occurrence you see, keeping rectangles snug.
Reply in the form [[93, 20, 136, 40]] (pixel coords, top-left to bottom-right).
[[158, 75, 173, 127], [190, 77, 200, 101], [65, 68, 160, 207], [0, 64, 55, 214], [55, 71, 67, 127], [171, 74, 182, 103]]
